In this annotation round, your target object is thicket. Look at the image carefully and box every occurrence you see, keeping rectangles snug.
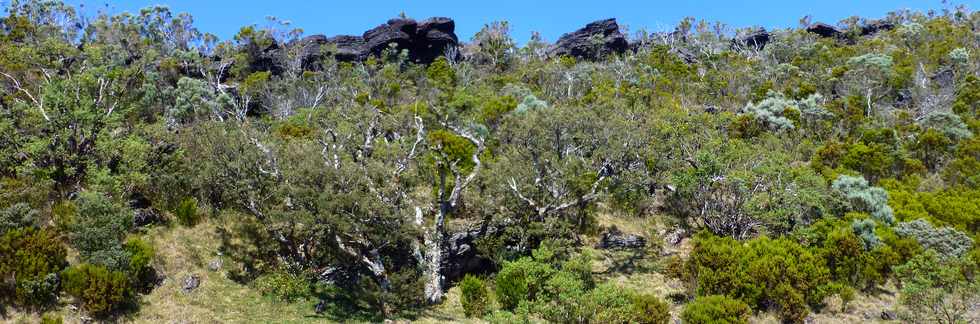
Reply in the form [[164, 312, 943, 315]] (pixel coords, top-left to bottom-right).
[[0, 0, 978, 320]]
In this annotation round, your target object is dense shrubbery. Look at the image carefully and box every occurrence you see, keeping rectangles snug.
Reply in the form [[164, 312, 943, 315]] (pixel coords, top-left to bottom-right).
[[681, 295, 751, 324], [490, 247, 670, 323], [459, 275, 490, 317], [61, 264, 134, 317], [0, 227, 68, 309], [0, 0, 978, 321], [680, 233, 832, 322]]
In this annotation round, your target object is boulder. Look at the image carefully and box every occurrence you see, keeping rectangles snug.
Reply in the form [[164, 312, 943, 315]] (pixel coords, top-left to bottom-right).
[[861, 20, 895, 36], [307, 17, 458, 65], [415, 17, 460, 62], [550, 18, 629, 60], [880, 310, 898, 320], [807, 22, 843, 38], [441, 225, 494, 284], [596, 227, 646, 250], [133, 208, 162, 227], [363, 18, 419, 58], [181, 274, 200, 293], [733, 29, 770, 50]]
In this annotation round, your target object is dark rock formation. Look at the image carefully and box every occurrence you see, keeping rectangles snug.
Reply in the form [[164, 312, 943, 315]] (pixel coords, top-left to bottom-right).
[[860, 20, 895, 36], [133, 208, 161, 227], [441, 225, 494, 284], [880, 310, 898, 320], [550, 18, 629, 60], [596, 227, 646, 250], [807, 22, 843, 38], [298, 17, 459, 65], [733, 29, 771, 50], [363, 18, 419, 58]]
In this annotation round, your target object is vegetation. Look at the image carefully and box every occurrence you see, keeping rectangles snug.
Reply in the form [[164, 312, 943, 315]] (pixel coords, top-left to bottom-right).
[[0, 0, 979, 322]]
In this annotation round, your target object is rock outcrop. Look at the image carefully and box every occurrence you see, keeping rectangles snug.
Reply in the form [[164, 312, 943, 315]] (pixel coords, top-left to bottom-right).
[[807, 22, 843, 38], [550, 18, 629, 60], [733, 29, 770, 50], [860, 20, 895, 36], [596, 228, 646, 250], [296, 17, 459, 66]]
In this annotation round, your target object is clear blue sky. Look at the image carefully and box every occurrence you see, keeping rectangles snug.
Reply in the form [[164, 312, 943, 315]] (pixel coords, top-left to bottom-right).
[[25, 0, 980, 42]]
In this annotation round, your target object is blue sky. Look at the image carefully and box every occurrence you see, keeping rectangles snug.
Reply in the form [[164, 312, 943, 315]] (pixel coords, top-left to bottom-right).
[[29, 0, 980, 42]]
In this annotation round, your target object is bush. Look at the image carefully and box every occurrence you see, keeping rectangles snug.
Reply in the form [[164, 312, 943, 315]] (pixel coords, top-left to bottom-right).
[[69, 192, 133, 270], [685, 233, 831, 321], [895, 219, 973, 258], [253, 270, 311, 302], [459, 275, 491, 318], [174, 197, 200, 227], [893, 250, 979, 323], [0, 227, 68, 309], [494, 257, 554, 310], [61, 263, 133, 317], [123, 238, 156, 289], [630, 293, 671, 324], [681, 295, 751, 324], [832, 175, 895, 224], [0, 203, 36, 233]]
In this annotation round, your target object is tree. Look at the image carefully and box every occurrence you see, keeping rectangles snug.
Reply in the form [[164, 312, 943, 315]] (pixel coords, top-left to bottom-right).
[[844, 53, 893, 117]]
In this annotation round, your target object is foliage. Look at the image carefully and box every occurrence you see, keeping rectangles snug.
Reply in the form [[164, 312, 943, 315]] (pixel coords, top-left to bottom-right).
[[459, 275, 490, 318], [681, 295, 751, 324], [831, 175, 895, 224], [253, 270, 311, 302], [683, 233, 831, 322], [68, 191, 133, 270], [61, 263, 133, 317], [893, 250, 980, 324], [0, 227, 68, 309], [174, 197, 200, 226], [895, 219, 973, 259]]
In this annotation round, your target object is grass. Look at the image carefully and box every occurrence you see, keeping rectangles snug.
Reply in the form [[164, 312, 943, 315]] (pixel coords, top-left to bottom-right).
[[127, 218, 320, 323]]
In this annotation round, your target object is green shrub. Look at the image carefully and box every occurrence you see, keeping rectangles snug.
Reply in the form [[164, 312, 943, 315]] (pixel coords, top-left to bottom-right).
[[123, 238, 156, 289], [459, 275, 491, 318], [69, 192, 133, 270], [630, 293, 671, 324], [681, 295, 751, 324], [494, 257, 554, 310], [0, 203, 36, 233], [174, 197, 200, 227], [253, 270, 310, 302], [685, 233, 831, 320], [0, 227, 68, 309], [893, 250, 979, 323], [40, 314, 63, 324], [61, 263, 133, 317], [895, 219, 973, 258]]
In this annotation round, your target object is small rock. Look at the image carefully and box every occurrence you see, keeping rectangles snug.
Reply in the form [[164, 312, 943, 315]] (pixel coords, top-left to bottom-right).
[[182, 274, 200, 293], [664, 229, 687, 246], [208, 259, 223, 272], [315, 299, 327, 314], [703, 105, 719, 114], [881, 310, 898, 320]]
